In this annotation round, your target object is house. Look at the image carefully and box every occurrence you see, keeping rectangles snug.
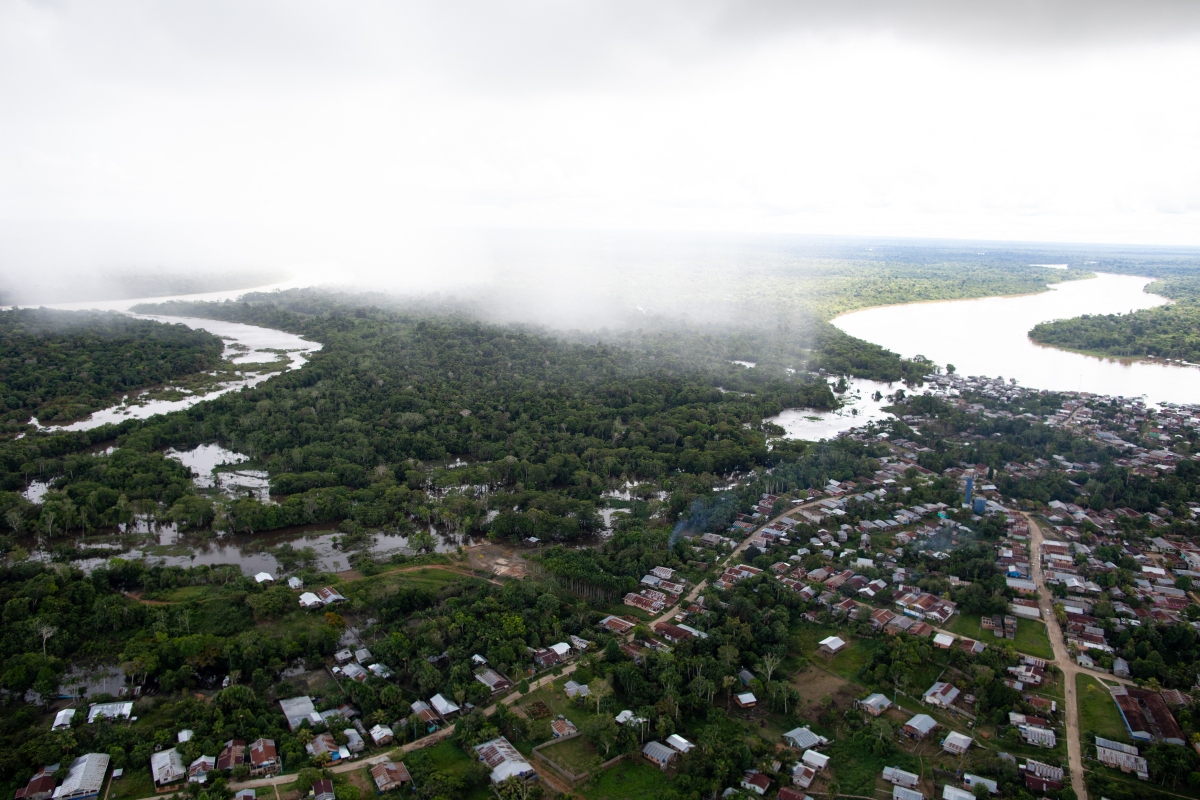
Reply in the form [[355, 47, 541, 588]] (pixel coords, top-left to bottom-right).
[[86, 702, 133, 724], [430, 694, 460, 719], [410, 701, 440, 732], [932, 633, 955, 649], [741, 771, 771, 795], [783, 727, 823, 750], [475, 668, 512, 693], [370, 760, 411, 793], [1095, 740, 1149, 780], [51, 709, 75, 731], [735, 692, 757, 708], [818, 636, 847, 657], [779, 788, 809, 800], [216, 740, 245, 771], [52, 754, 109, 800], [1113, 657, 1131, 678], [234, 792, 255, 800], [1019, 725, 1057, 748], [475, 737, 537, 783], [316, 587, 346, 605], [531, 648, 560, 669], [340, 663, 369, 682], [598, 615, 636, 634], [942, 731, 972, 755], [666, 734, 694, 753], [564, 680, 589, 698], [150, 749, 186, 792], [343, 729, 364, 755], [792, 765, 816, 788], [248, 739, 279, 777], [187, 756, 216, 784], [279, 697, 317, 732], [551, 717, 578, 738], [883, 767, 920, 789], [299, 592, 323, 609], [254, 572, 274, 584], [893, 787, 925, 800], [368, 663, 393, 679], [857, 693, 892, 716], [642, 740, 676, 769], [354, 647, 372, 664], [903, 714, 938, 740], [802, 750, 830, 771], [369, 725, 394, 746], [307, 733, 341, 761], [287, 576, 303, 590], [963, 775, 997, 794], [942, 787, 975, 800], [923, 682, 960, 708], [14, 766, 57, 800], [312, 780, 335, 800], [1020, 760, 1065, 791]]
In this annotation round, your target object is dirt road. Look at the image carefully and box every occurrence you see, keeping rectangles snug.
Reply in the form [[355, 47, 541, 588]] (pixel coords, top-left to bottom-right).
[[650, 497, 825, 628], [1026, 513, 1088, 800]]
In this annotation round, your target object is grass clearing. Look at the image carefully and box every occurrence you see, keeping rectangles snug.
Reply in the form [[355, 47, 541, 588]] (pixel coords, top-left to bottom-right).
[[580, 758, 673, 800], [539, 735, 601, 776], [519, 677, 602, 742], [1077, 673, 1131, 743], [108, 768, 154, 800], [947, 612, 1053, 660]]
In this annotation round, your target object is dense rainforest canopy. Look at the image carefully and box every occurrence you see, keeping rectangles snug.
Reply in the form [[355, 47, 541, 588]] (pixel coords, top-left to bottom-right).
[[0, 309, 224, 428]]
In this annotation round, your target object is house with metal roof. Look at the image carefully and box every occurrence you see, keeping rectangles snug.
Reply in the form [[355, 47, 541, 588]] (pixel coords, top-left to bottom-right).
[[942, 731, 973, 755], [150, 750, 185, 790], [52, 754, 109, 800], [883, 767, 919, 788], [857, 693, 892, 716], [903, 714, 938, 740], [893, 787, 924, 800], [475, 737, 536, 783], [783, 726, 822, 750], [642, 741, 676, 769], [86, 702, 132, 724]]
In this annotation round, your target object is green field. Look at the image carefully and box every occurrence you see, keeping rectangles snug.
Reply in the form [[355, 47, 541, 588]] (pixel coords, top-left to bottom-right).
[[948, 613, 1054, 660], [1076, 674, 1131, 743], [107, 768, 154, 800], [539, 735, 601, 776], [580, 757, 674, 800]]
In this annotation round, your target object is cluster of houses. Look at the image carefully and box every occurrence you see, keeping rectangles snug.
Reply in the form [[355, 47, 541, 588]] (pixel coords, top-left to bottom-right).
[[1110, 684, 1186, 746], [625, 566, 688, 613], [147, 732, 280, 793], [298, 586, 348, 610]]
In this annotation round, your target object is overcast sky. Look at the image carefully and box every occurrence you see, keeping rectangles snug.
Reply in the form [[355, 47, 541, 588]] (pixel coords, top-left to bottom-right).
[[2, 0, 1200, 286]]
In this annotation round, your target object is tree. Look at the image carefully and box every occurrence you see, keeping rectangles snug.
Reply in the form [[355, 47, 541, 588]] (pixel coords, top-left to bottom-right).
[[756, 653, 781, 683], [409, 528, 436, 553], [581, 715, 619, 757], [588, 678, 612, 714], [34, 620, 56, 657]]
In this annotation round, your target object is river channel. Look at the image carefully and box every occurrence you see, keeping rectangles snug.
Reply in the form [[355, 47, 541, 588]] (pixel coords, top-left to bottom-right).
[[834, 272, 1200, 405]]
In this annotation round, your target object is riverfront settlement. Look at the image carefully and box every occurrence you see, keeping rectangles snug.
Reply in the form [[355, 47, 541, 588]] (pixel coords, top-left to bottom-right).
[[8, 335, 1200, 800]]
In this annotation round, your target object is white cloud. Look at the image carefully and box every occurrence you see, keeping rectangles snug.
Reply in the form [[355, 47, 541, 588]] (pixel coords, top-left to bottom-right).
[[1, 0, 1199, 291]]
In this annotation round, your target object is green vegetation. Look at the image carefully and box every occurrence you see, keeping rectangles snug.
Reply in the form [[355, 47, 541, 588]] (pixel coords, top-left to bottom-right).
[[1031, 303, 1200, 362], [580, 757, 674, 799], [1076, 674, 1129, 743], [0, 308, 224, 428]]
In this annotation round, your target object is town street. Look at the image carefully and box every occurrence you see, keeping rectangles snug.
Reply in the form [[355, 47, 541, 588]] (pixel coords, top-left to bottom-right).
[[1025, 512, 1087, 800]]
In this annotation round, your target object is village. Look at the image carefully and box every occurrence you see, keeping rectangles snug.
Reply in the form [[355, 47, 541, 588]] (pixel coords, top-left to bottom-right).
[[9, 373, 1200, 800]]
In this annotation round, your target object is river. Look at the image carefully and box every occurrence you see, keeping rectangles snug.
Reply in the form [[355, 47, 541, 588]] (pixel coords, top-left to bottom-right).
[[833, 272, 1200, 405], [27, 280, 321, 432]]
